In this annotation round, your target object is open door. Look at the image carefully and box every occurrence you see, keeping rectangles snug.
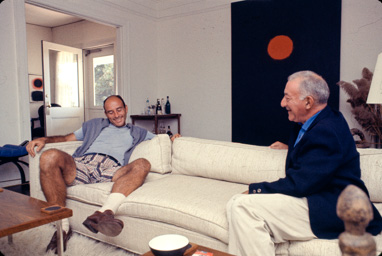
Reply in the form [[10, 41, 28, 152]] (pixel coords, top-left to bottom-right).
[[42, 41, 84, 136]]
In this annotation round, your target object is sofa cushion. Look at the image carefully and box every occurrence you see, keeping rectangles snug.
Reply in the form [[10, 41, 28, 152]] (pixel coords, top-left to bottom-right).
[[288, 238, 341, 256], [66, 172, 168, 206], [288, 232, 382, 256], [118, 174, 247, 244], [358, 148, 382, 203], [171, 137, 287, 185], [129, 134, 172, 174]]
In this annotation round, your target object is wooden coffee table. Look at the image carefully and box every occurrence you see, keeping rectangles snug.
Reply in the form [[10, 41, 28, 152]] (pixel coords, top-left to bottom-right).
[[141, 242, 234, 256], [0, 188, 72, 256]]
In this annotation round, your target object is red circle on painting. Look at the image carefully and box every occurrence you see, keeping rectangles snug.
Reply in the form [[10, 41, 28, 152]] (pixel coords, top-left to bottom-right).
[[267, 35, 293, 60], [32, 78, 43, 90]]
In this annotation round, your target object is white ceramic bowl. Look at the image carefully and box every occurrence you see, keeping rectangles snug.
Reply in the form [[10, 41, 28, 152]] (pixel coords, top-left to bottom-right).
[[149, 234, 190, 256]]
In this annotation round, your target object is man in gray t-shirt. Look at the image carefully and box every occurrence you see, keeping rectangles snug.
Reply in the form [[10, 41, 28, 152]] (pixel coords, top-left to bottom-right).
[[27, 95, 179, 253]]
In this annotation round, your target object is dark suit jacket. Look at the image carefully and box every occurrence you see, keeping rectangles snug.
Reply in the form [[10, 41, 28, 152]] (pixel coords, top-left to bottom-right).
[[249, 106, 382, 239]]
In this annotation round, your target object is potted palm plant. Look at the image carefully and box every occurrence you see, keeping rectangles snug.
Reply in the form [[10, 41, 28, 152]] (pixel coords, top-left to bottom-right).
[[338, 68, 382, 148]]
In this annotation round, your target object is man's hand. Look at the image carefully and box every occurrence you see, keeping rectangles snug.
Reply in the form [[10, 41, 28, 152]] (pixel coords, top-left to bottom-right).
[[171, 133, 181, 142], [26, 137, 48, 158], [269, 141, 288, 150], [26, 133, 77, 157]]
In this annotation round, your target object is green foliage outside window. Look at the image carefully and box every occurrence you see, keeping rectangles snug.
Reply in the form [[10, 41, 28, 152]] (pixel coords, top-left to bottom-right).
[[94, 63, 114, 106]]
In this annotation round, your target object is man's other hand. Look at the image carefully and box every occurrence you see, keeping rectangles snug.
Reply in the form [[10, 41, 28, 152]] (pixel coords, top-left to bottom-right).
[[171, 133, 181, 142], [269, 141, 288, 150]]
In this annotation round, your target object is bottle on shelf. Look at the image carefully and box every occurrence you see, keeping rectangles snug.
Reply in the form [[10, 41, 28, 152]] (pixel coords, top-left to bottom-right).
[[165, 96, 171, 114], [161, 98, 165, 114], [156, 99, 162, 115], [166, 126, 173, 137], [159, 122, 166, 134], [145, 98, 150, 115]]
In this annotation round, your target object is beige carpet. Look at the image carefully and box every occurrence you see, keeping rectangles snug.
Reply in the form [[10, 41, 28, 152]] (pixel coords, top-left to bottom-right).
[[0, 224, 138, 256]]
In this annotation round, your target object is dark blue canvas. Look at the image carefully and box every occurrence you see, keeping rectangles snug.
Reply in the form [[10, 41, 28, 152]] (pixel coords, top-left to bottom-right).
[[232, 0, 341, 145]]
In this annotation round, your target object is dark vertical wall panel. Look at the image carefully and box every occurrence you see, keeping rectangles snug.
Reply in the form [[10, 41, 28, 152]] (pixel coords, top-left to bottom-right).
[[232, 0, 341, 145]]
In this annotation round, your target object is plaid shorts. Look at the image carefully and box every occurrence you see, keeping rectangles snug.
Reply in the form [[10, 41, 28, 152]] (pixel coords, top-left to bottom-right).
[[70, 153, 122, 186]]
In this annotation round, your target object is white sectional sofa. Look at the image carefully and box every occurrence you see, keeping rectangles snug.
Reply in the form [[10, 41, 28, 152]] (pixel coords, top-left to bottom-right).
[[29, 135, 382, 255]]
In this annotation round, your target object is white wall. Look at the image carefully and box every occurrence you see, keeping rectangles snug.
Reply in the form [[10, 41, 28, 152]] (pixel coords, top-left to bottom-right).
[[123, 15, 158, 118], [0, 1, 29, 145], [157, 6, 232, 141], [0, 0, 30, 186]]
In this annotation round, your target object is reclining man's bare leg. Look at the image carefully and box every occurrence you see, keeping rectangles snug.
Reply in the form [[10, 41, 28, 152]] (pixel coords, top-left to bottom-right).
[[40, 149, 150, 208], [39, 149, 77, 206], [39, 149, 77, 253], [39, 149, 151, 251], [82, 158, 151, 236]]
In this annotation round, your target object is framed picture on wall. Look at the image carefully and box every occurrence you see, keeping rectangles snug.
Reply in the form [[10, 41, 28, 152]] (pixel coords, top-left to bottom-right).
[[29, 74, 43, 102]]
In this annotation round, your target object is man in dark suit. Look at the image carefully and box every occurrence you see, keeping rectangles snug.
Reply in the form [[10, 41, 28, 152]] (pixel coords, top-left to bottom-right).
[[227, 71, 382, 256]]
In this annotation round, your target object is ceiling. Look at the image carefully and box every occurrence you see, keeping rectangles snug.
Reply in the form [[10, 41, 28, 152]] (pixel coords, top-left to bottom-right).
[[25, 1, 229, 27], [25, 3, 84, 28]]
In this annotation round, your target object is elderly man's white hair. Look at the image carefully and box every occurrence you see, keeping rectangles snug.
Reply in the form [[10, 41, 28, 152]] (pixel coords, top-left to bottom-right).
[[288, 71, 330, 104]]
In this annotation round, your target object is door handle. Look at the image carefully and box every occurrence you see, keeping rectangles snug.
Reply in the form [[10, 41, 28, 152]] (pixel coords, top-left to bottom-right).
[[45, 102, 51, 115]]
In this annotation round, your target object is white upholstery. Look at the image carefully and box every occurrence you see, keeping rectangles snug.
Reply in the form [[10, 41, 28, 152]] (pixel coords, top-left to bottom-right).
[[119, 174, 246, 243], [358, 148, 382, 202], [29, 136, 382, 255], [172, 137, 287, 184], [129, 134, 172, 174]]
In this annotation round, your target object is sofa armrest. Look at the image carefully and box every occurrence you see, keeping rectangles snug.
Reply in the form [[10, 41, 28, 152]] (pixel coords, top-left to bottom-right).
[[29, 141, 83, 201]]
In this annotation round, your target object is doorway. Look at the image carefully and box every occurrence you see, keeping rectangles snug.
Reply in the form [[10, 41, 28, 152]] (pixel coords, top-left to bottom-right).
[[25, 3, 117, 138], [84, 45, 116, 121], [42, 41, 84, 136]]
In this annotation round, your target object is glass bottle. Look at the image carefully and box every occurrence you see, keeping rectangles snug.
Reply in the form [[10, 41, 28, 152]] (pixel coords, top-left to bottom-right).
[[165, 96, 171, 114], [166, 126, 173, 137], [161, 98, 165, 114], [156, 99, 162, 115], [145, 98, 150, 115], [159, 122, 166, 134]]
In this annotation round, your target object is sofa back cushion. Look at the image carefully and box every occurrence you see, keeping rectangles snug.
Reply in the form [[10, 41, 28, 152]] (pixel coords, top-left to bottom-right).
[[172, 137, 382, 202], [358, 148, 382, 202], [172, 137, 287, 184], [129, 134, 172, 174]]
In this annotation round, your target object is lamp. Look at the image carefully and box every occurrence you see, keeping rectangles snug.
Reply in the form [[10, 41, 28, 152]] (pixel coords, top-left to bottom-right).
[[367, 52, 382, 104], [365, 52, 382, 147]]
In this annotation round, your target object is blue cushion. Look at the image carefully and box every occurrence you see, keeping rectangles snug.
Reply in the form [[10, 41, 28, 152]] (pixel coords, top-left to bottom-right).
[[0, 144, 28, 157]]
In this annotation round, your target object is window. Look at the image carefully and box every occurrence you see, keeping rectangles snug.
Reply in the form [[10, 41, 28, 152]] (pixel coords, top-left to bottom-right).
[[93, 55, 114, 106], [85, 45, 115, 110]]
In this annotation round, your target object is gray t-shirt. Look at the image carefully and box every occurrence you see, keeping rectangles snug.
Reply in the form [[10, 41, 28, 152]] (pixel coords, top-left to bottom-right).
[[74, 123, 155, 164]]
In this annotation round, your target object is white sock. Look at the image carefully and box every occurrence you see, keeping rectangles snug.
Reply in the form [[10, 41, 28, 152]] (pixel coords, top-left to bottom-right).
[[62, 218, 70, 233], [99, 193, 126, 214]]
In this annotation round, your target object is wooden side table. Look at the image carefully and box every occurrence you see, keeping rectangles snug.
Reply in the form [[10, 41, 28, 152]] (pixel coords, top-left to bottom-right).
[[0, 189, 72, 256], [130, 114, 181, 134]]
